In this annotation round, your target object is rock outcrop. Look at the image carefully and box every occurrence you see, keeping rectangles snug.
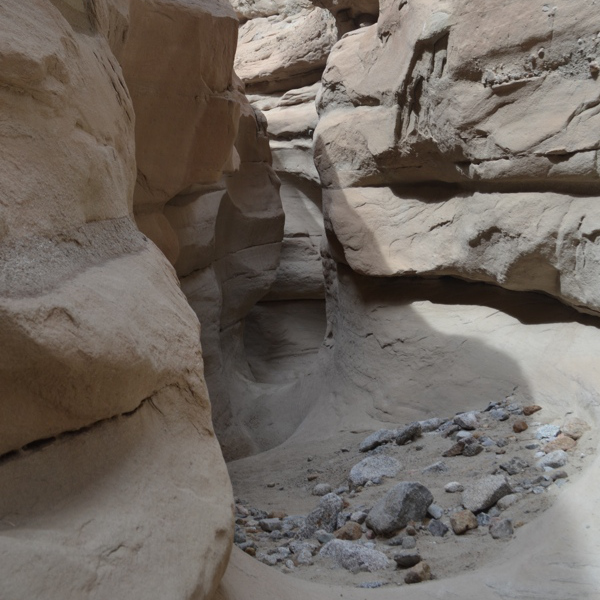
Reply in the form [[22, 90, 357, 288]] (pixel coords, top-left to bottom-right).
[[0, 1, 239, 598]]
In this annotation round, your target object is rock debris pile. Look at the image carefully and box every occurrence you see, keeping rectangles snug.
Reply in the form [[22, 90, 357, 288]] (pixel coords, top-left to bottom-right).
[[233, 399, 592, 587]]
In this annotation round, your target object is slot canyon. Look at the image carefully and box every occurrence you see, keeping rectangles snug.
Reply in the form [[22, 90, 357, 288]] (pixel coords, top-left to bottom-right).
[[1, 0, 600, 598]]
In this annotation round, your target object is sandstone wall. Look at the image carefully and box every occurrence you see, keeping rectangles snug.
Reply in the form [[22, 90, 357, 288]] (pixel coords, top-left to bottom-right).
[[0, 1, 252, 597]]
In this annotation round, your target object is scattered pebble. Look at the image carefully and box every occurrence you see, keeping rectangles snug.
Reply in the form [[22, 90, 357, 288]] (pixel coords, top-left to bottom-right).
[[404, 561, 431, 584], [536, 425, 560, 439], [450, 510, 478, 535], [462, 475, 512, 513], [561, 417, 589, 440], [349, 455, 402, 489], [489, 518, 514, 539], [428, 519, 449, 537], [513, 420, 528, 433], [445, 481, 464, 493], [312, 483, 333, 496], [523, 405, 542, 416], [537, 450, 568, 469], [320, 540, 390, 572], [394, 550, 421, 569]]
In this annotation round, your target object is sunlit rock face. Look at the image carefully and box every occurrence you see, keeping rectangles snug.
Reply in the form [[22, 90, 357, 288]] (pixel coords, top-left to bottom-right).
[[0, 1, 234, 598], [316, 0, 600, 313]]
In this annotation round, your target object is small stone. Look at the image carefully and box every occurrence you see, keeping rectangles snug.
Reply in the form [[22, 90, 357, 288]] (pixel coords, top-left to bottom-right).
[[561, 417, 590, 440], [497, 493, 521, 510], [319, 540, 390, 572], [269, 530, 282, 541], [450, 510, 478, 535], [404, 561, 431, 584], [537, 449, 568, 469], [513, 420, 528, 433], [394, 551, 421, 569], [428, 519, 449, 537], [438, 422, 460, 438], [244, 546, 256, 556], [454, 411, 479, 430], [350, 511, 368, 524], [334, 521, 363, 541], [456, 430, 474, 440], [490, 408, 509, 421], [349, 455, 402, 489], [257, 552, 279, 566], [496, 438, 509, 447], [366, 482, 434, 536], [405, 525, 418, 536], [267, 482, 276, 488], [480, 436, 496, 447], [334, 486, 350, 495], [296, 549, 314, 565], [499, 456, 529, 476], [488, 506, 501, 517], [444, 481, 464, 493], [489, 518, 514, 539], [532, 486, 545, 494], [419, 417, 447, 432], [359, 429, 397, 452], [422, 460, 449, 474], [507, 403, 523, 415], [315, 530, 335, 544], [313, 483, 333, 496], [297, 494, 343, 539], [357, 582, 385, 589], [268, 510, 287, 519], [477, 512, 491, 527], [525, 443, 539, 450], [536, 425, 560, 439], [395, 422, 422, 446], [462, 475, 512, 513], [284, 559, 294, 570], [307, 474, 318, 481], [523, 405, 542, 416], [234, 528, 247, 544], [259, 518, 282, 533], [443, 441, 465, 457], [402, 535, 417, 549], [544, 434, 576, 453], [462, 442, 484, 457], [427, 504, 444, 520], [551, 470, 568, 480]]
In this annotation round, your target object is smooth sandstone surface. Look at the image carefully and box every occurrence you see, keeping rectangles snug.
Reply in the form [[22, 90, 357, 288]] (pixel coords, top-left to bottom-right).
[[0, 1, 234, 598]]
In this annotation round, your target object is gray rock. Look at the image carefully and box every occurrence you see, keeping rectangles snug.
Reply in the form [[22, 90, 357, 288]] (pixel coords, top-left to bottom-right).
[[297, 494, 343, 538], [393, 550, 421, 569], [296, 549, 314, 565], [357, 582, 386, 589], [437, 421, 460, 438], [402, 536, 417, 549], [454, 411, 479, 430], [269, 530, 282, 541], [496, 438, 509, 447], [359, 429, 397, 452], [319, 539, 390, 572], [456, 430, 474, 440], [462, 475, 512, 513], [462, 441, 484, 457], [480, 436, 496, 447], [535, 424, 561, 439], [428, 519, 449, 537], [427, 504, 444, 520], [386, 535, 405, 546], [395, 422, 422, 445], [497, 493, 521, 510], [315, 529, 335, 544], [289, 540, 317, 555], [422, 460, 449, 474], [259, 518, 282, 532], [350, 511, 368, 524], [349, 455, 401, 489], [537, 450, 568, 469], [444, 481, 464, 493], [257, 552, 279, 566], [282, 515, 305, 532], [419, 417, 447, 432], [490, 408, 509, 421], [336, 511, 350, 529], [489, 518, 514, 539], [499, 457, 529, 475], [313, 483, 333, 496], [525, 443, 539, 450], [234, 527, 247, 544], [477, 512, 491, 527], [366, 482, 434, 535]]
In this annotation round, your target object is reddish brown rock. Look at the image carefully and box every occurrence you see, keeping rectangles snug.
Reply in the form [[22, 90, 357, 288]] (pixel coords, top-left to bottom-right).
[[523, 405, 543, 416], [513, 420, 528, 433], [450, 510, 479, 535], [334, 521, 363, 541]]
